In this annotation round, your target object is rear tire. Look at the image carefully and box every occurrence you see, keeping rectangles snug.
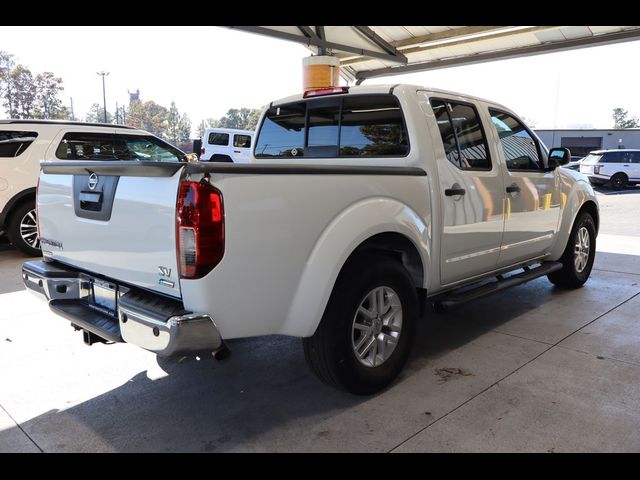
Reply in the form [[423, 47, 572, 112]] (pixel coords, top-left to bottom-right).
[[548, 212, 596, 289], [303, 254, 417, 395], [610, 173, 627, 190], [6, 201, 41, 256]]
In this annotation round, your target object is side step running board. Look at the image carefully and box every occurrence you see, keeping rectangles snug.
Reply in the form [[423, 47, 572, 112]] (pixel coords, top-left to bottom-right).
[[436, 261, 563, 308]]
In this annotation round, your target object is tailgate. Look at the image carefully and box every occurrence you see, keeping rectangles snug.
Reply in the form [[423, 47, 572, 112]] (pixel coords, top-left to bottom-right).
[[38, 161, 185, 298]]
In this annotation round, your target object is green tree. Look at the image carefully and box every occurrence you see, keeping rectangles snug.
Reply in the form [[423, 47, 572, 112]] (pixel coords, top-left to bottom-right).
[[0, 50, 16, 117], [196, 118, 220, 138], [166, 101, 181, 143], [34, 72, 69, 119], [245, 108, 262, 130], [613, 108, 639, 129], [85, 103, 113, 124], [217, 107, 260, 129], [178, 113, 192, 142], [126, 100, 168, 138], [8, 65, 37, 119]]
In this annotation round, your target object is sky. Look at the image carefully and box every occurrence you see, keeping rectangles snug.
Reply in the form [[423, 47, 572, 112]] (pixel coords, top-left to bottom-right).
[[1, 26, 640, 133]]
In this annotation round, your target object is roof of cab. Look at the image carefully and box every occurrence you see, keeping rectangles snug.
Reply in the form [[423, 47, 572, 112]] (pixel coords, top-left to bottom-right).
[[270, 84, 510, 111]]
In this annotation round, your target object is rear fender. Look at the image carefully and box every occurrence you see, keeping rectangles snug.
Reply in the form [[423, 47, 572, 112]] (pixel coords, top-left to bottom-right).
[[280, 197, 430, 337]]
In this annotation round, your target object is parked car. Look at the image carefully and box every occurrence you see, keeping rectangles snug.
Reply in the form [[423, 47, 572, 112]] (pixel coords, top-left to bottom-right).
[[562, 155, 584, 171], [200, 127, 254, 163], [579, 149, 640, 189], [23, 85, 598, 394], [0, 120, 186, 256]]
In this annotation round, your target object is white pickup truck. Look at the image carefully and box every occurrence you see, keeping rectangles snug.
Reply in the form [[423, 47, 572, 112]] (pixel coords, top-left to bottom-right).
[[23, 84, 599, 394]]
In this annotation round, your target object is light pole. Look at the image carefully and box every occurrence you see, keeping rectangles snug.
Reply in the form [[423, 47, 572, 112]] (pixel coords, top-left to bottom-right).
[[97, 71, 109, 123]]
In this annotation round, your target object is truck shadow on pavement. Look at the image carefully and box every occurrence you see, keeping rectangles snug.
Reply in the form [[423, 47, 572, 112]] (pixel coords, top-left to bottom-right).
[[5, 255, 639, 452], [0, 244, 36, 295]]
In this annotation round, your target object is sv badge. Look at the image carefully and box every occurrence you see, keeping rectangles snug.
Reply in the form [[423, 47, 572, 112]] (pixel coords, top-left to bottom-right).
[[158, 266, 172, 277]]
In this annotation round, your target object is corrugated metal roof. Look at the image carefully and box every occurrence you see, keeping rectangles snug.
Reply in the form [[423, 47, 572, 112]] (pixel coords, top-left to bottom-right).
[[227, 26, 640, 84]]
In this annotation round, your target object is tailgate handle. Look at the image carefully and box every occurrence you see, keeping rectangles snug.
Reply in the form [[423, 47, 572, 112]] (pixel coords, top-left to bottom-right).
[[79, 191, 103, 211]]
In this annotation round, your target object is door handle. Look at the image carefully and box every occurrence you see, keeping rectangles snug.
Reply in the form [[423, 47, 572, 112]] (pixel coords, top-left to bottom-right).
[[445, 184, 466, 196], [234, 150, 241, 153], [506, 183, 521, 194], [623, 164, 630, 167]]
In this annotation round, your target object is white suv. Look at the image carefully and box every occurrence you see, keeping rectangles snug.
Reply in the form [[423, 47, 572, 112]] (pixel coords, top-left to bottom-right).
[[0, 120, 186, 255], [580, 149, 640, 190], [200, 128, 254, 163]]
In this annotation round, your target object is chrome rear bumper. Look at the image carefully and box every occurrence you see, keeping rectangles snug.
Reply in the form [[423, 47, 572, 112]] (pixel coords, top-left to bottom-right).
[[22, 260, 223, 356]]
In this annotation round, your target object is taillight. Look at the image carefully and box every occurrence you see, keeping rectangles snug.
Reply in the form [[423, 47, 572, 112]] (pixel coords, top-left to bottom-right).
[[200, 147, 205, 156], [594, 165, 601, 174], [176, 181, 224, 279], [303, 86, 349, 98]]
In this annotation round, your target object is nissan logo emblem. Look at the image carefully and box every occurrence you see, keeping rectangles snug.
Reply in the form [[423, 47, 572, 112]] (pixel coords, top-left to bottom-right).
[[88, 173, 98, 190]]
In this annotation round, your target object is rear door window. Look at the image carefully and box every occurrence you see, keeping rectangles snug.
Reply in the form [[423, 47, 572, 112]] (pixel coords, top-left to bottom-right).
[[0, 130, 38, 157], [431, 99, 491, 170], [208, 132, 229, 146]]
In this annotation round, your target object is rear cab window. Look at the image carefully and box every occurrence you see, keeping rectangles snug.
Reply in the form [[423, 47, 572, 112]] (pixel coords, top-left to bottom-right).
[[0, 130, 38, 157], [254, 94, 409, 159], [55, 132, 183, 162]]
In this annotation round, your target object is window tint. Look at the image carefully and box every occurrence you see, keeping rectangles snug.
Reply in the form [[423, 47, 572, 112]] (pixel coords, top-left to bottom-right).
[[255, 103, 306, 157], [431, 100, 460, 167], [431, 99, 491, 170], [254, 95, 409, 159], [490, 110, 541, 171], [340, 95, 408, 157], [450, 103, 490, 169], [121, 135, 183, 162], [602, 151, 639, 163], [307, 101, 340, 157], [55, 133, 121, 161], [233, 134, 251, 148], [55, 133, 183, 162], [0, 130, 38, 158], [208, 132, 229, 146]]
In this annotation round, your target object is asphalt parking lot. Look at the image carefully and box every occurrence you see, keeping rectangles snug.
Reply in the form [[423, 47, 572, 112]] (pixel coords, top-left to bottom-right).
[[1, 187, 640, 452]]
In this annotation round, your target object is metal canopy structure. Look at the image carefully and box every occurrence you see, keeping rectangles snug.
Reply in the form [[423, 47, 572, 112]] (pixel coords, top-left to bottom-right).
[[227, 26, 640, 84]]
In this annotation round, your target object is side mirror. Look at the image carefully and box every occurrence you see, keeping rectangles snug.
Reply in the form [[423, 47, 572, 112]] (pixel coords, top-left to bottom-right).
[[548, 147, 571, 170], [185, 152, 199, 163]]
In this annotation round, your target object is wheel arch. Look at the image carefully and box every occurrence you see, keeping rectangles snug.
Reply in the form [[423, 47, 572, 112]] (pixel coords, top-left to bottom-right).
[[280, 197, 430, 338], [0, 188, 36, 229], [549, 181, 599, 260]]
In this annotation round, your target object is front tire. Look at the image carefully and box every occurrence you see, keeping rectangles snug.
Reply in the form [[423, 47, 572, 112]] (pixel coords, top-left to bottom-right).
[[6, 201, 41, 256], [303, 254, 417, 395], [548, 212, 596, 288]]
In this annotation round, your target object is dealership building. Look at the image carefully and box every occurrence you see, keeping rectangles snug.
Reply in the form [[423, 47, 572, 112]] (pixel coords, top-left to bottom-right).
[[535, 129, 640, 157]]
